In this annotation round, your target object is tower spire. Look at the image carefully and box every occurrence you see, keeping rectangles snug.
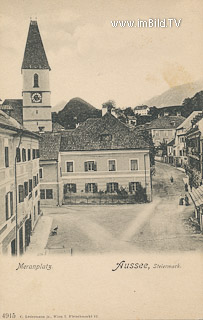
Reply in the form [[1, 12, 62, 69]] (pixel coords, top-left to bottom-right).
[[22, 20, 50, 70]]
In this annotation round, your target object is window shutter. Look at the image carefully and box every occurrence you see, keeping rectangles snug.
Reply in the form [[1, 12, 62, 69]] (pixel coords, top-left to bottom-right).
[[93, 184, 97, 193], [94, 162, 97, 171], [5, 194, 9, 220], [73, 184, 76, 193], [85, 183, 88, 192], [84, 162, 88, 172], [129, 182, 132, 193], [106, 183, 110, 193], [115, 183, 119, 192], [10, 192, 13, 216]]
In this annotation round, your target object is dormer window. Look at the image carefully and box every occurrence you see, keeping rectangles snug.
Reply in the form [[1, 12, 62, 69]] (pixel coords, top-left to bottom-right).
[[33, 73, 39, 87], [100, 134, 112, 142]]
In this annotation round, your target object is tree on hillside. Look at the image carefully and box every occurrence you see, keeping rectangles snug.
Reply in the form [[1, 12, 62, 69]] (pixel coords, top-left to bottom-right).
[[123, 107, 134, 117], [148, 106, 158, 119], [102, 100, 116, 113], [182, 91, 203, 117]]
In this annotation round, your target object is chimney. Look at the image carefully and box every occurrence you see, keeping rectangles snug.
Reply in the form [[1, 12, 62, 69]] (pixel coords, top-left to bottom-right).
[[38, 126, 45, 133]]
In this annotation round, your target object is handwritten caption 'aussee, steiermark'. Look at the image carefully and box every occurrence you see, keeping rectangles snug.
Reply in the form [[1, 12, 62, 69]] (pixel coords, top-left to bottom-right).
[[112, 260, 181, 271]]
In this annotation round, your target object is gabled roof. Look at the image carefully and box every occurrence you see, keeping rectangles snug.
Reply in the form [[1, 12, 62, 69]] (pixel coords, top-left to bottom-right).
[[39, 133, 61, 161], [60, 113, 150, 152], [147, 116, 185, 130], [22, 20, 50, 70], [176, 111, 202, 130], [52, 122, 65, 132], [1, 99, 23, 124]]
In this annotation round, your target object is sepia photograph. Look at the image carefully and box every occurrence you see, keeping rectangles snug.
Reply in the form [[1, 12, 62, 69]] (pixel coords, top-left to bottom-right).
[[0, 0, 203, 319]]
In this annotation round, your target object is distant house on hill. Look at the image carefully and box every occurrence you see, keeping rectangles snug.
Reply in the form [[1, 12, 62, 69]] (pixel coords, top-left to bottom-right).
[[158, 105, 184, 117], [147, 116, 185, 147], [134, 105, 150, 116]]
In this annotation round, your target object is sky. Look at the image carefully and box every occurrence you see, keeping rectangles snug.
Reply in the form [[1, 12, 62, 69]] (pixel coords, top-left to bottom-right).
[[0, 0, 203, 110]]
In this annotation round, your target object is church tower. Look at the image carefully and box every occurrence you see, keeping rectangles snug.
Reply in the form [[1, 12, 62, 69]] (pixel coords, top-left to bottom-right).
[[22, 20, 52, 132]]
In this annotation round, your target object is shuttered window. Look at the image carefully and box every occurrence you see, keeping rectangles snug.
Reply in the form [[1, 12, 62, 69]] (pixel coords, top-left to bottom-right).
[[84, 161, 97, 171], [85, 183, 98, 193], [106, 183, 118, 193], [5, 147, 9, 167]]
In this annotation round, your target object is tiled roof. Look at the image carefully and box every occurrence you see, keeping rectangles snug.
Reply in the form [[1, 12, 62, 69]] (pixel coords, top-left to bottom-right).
[[60, 113, 150, 151], [147, 116, 185, 129], [39, 132, 61, 160], [2, 99, 23, 124], [134, 105, 149, 110], [22, 20, 50, 70]]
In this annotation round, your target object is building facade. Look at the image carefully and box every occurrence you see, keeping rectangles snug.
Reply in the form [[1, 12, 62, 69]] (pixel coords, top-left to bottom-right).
[[147, 116, 185, 147], [60, 113, 152, 202], [0, 111, 40, 255]]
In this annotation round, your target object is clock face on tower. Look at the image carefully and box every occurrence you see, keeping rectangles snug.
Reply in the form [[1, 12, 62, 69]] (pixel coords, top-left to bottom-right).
[[31, 92, 42, 103]]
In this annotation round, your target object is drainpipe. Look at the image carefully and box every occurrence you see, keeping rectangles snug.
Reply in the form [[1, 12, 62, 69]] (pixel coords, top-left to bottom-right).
[[15, 131, 22, 256]]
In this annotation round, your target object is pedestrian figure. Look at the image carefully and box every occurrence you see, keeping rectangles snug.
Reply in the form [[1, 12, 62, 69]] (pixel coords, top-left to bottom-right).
[[184, 183, 188, 192], [170, 176, 174, 183], [185, 194, 189, 206], [179, 195, 184, 205]]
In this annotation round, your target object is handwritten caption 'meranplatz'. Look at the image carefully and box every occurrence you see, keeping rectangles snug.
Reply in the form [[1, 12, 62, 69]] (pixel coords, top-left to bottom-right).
[[111, 18, 182, 28], [112, 260, 181, 271]]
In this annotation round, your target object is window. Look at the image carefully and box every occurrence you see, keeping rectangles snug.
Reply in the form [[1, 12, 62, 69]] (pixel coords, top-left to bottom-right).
[[129, 182, 141, 193], [16, 148, 21, 162], [39, 168, 43, 179], [85, 183, 98, 193], [66, 161, 73, 172], [60, 167, 62, 177], [5, 147, 9, 167], [64, 184, 76, 193], [22, 148, 26, 162], [38, 201, 40, 215], [40, 189, 45, 199], [36, 174, 39, 185], [46, 189, 53, 199], [24, 182, 28, 197], [35, 190, 38, 198], [131, 159, 138, 171], [40, 189, 53, 200], [19, 185, 24, 203], [106, 182, 119, 193], [29, 179, 33, 192], [28, 149, 31, 161], [109, 160, 116, 171], [36, 149, 40, 158], [5, 192, 13, 220], [84, 161, 97, 171], [34, 73, 39, 88], [33, 176, 37, 188], [32, 149, 36, 160]]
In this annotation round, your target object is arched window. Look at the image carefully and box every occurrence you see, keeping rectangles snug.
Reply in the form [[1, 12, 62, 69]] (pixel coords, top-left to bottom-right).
[[33, 73, 39, 87]]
